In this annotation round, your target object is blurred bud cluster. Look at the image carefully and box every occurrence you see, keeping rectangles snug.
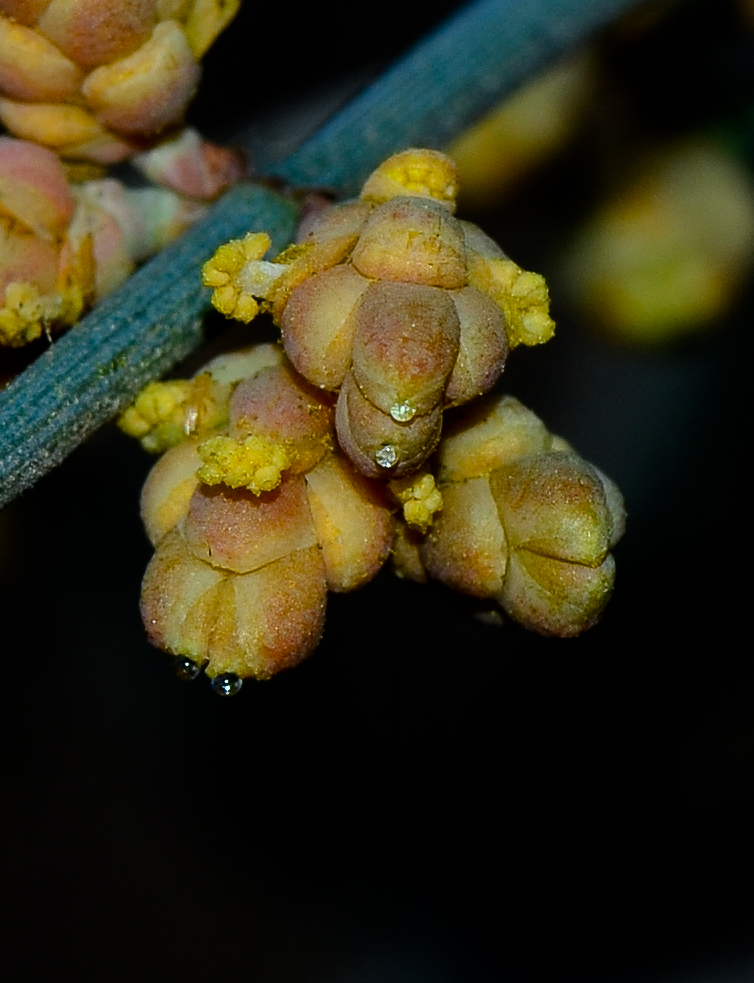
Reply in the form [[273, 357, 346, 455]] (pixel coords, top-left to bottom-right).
[[449, 0, 754, 346], [120, 149, 626, 693], [0, 0, 243, 357]]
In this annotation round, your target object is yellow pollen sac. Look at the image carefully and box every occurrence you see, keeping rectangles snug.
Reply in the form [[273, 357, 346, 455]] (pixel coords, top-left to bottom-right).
[[118, 374, 229, 453], [117, 379, 195, 451], [360, 148, 461, 209], [202, 232, 271, 322], [469, 256, 555, 347], [196, 433, 293, 494], [0, 281, 71, 346], [391, 471, 444, 533]]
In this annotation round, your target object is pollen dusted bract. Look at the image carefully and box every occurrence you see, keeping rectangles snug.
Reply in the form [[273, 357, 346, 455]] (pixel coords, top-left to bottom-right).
[[121, 148, 625, 693]]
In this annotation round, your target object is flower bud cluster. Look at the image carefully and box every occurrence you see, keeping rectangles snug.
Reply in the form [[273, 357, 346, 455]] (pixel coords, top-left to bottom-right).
[[128, 149, 625, 691], [0, 4, 242, 352], [203, 148, 555, 480], [0, 135, 205, 346], [0, 0, 239, 164], [135, 344, 394, 681], [392, 393, 625, 637]]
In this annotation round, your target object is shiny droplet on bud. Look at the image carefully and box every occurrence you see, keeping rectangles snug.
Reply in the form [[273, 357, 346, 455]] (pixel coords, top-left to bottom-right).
[[211, 673, 243, 697], [375, 444, 398, 468], [174, 656, 201, 681], [390, 401, 415, 422]]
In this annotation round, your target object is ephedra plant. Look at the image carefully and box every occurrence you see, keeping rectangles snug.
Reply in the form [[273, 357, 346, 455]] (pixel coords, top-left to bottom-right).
[[0, 2, 641, 693], [119, 149, 625, 694]]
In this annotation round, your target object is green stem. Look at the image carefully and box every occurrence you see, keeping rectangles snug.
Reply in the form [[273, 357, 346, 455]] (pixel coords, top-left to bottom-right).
[[268, 0, 646, 196]]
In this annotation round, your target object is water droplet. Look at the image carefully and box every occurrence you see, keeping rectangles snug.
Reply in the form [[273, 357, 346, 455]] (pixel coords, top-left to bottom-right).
[[375, 444, 398, 469], [390, 401, 415, 422], [174, 656, 202, 681], [211, 673, 243, 697]]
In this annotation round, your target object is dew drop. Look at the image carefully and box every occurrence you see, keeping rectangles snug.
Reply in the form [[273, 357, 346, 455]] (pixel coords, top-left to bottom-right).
[[390, 401, 415, 422], [174, 656, 201, 681], [375, 444, 398, 469], [211, 673, 243, 697]]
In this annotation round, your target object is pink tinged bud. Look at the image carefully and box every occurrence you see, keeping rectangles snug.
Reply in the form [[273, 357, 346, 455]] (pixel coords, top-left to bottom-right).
[[270, 234, 365, 322], [461, 220, 506, 260], [501, 550, 616, 638], [228, 363, 333, 473], [437, 395, 554, 483], [296, 198, 371, 246], [81, 21, 200, 136], [0, 222, 59, 300], [141, 528, 328, 679], [128, 187, 207, 257], [350, 281, 460, 420], [304, 453, 393, 591], [0, 0, 48, 25], [62, 182, 134, 302], [140, 526, 227, 664], [73, 179, 205, 265], [204, 546, 327, 680], [183, 476, 318, 574], [490, 452, 625, 637], [0, 16, 82, 101], [445, 286, 508, 405], [351, 196, 467, 287], [421, 476, 507, 597], [281, 264, 369, 390], [140, 439, 203, 545], [131, 127, 245, 200], [37, 0, 157, 69], [0, 136, 75, 240], [335, 370, 443, 479], [489, 452, 622, 568]]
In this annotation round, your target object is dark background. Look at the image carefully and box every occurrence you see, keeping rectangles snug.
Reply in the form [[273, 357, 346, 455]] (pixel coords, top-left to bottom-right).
[[1, 1, 753, 980]]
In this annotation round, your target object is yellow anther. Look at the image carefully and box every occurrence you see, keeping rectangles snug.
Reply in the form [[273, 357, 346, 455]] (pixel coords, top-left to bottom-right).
[[468, 256, 555, 347], [196, 433, 293, 495], [0, 278, 86, 347], [390, 471, 444, 534], [118, 379, 194, 450], [201, 263, 231, 288], [360, 149, 461, 209], [118, 373, 229, 452], [202, 232, 271, 321], [231, 292, 261, 323]]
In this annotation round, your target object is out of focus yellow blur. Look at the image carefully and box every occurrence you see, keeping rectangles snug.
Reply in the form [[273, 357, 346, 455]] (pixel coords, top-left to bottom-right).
[[448, 1, 754, 345]]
